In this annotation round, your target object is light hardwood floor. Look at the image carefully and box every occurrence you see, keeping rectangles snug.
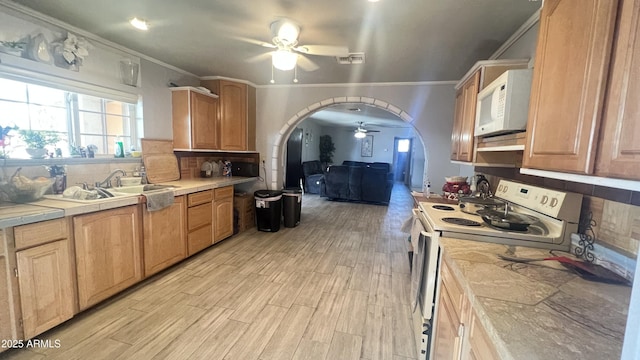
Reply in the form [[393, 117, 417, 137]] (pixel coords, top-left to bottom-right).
[[2, 184, 416, 360]]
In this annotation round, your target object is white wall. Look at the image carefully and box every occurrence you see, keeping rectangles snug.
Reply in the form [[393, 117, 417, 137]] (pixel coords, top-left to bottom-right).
[[256, 83, 459, 193], [139, 59, 200, 139], [496, 22, 539, 61], [298, 120, 323, 162]]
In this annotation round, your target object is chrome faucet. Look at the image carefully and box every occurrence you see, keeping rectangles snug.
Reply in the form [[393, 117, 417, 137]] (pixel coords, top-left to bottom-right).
[[95, 169, 126, 188]]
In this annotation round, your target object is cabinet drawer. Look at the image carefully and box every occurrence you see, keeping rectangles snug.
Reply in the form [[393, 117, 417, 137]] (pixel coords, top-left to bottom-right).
[[441, 260, 465, 321], [188, 190, 213, 207], [15, 218, 69, 250], [188, 225, 212, 256], [188, 203, 212, 231], [214, 186, 233, 200]]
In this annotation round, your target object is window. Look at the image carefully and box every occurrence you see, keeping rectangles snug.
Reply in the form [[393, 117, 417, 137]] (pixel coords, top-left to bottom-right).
[[0, 77, 137, 158], [397, 139, 410, 153]]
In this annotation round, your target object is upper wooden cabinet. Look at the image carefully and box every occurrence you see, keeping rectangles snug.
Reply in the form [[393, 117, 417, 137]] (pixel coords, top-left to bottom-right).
[[451, 60, 529, 163], [201, 79, 257, 151], [172, 87, 219, 150], [595, 0, 640, 180], [523, 0, 620, 174]]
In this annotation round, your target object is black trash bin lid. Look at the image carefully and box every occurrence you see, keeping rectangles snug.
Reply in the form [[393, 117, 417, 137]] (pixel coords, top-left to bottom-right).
[[255, 190, 283, 198], [282, 187, 302, 194]]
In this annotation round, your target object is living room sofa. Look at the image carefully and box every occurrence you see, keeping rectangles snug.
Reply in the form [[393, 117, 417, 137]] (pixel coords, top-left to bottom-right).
[[320, 162, 393, 204], [302, 160, 324, 194]]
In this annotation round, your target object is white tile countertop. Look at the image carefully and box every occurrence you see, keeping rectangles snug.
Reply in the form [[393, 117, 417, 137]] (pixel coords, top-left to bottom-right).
[[438, 237, 632, 360], [0, 176, 258, 226]]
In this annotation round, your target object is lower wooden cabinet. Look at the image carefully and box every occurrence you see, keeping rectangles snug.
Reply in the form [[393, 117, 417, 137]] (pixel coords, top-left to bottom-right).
[[187, 190, 214, 256], [464, 310, 500, 360], [434, 258, 499, 360], [16, 239, 74, 339], [433, 279, 464, 360], [143, 196, 187, 276], [74, 205, 143, 310], [214, 186, 234, 243]]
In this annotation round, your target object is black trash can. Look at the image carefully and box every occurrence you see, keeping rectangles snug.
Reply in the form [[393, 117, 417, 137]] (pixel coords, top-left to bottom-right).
[[254, 190, 282, 232], [282, 188, 302, 228]]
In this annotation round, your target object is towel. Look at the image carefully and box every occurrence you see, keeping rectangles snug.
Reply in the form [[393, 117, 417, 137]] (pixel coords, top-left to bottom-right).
[[144, 189, 175, 212]]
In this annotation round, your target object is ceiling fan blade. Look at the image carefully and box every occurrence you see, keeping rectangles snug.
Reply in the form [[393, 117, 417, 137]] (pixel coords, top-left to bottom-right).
[[295, 45, 349, 56], [297, 55, 320, 72], [367, 130, 381, 133], [246, 52, 272, 64], [233, 35, 276, 48]]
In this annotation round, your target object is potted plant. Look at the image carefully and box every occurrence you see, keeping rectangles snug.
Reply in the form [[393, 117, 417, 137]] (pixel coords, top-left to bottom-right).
[[19, 130, 60, 158], [319, 135, 335, 168]]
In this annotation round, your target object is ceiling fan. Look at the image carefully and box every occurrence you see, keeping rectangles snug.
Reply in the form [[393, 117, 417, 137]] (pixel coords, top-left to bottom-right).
[[353, 121, 380, 138], [244, 18, 350, 73]]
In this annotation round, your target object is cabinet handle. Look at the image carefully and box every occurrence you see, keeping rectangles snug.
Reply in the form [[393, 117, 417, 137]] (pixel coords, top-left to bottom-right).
[[14, 268, 18, 277], [458, 324, 465, 338]]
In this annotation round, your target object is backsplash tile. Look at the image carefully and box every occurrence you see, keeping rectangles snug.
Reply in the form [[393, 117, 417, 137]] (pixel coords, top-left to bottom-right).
[[593, 186, 632, 204]]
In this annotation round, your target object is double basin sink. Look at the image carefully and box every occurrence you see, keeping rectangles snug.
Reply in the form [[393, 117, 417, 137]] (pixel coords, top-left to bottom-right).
[[43, 184, 176, 203]]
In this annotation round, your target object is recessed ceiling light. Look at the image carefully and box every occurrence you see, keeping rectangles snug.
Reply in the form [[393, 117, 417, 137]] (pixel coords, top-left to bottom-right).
[[130, 17, 149, 31], [368, 0, 380, 2]]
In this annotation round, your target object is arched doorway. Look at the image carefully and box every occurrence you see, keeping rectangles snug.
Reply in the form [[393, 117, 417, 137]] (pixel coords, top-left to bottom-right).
[[270, 96, 427, 191]]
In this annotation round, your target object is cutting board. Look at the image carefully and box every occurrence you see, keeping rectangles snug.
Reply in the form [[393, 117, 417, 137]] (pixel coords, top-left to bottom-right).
[[141, 139, 180, 183]]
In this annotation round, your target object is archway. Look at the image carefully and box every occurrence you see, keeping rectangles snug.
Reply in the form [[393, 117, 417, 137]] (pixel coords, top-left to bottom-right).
[[270, 96, 428, 191]]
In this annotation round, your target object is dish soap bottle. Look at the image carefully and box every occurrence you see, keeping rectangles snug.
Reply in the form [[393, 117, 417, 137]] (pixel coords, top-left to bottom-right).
[[114, 136, 124, 158]]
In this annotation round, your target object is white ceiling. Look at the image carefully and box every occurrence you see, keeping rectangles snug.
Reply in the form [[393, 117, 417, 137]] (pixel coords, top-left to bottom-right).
[[11, 0, 540, 86], [308, 103, 408, 129]]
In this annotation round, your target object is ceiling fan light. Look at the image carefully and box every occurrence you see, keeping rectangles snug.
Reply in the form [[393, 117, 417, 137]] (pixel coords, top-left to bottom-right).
[[129, 17, 149, 31], [273, 21, 299, 44], [272, 50, 297, 71], [354, 131, 366, 139]]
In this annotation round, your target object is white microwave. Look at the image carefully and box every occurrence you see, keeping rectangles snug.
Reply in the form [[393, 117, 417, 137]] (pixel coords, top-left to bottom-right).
[[475, 69, 533, 137]]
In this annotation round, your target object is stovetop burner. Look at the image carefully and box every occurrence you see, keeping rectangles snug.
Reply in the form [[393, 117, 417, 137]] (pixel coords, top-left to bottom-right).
[[432, 205, 455, 211], [442, 217, 482, 227]]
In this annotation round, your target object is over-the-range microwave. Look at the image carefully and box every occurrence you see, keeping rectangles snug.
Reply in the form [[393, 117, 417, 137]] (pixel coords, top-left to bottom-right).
[[475, 69, 533, 137]]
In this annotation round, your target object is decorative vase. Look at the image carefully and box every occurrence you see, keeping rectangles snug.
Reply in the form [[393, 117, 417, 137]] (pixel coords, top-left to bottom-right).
[[26, 148, 47, 159]]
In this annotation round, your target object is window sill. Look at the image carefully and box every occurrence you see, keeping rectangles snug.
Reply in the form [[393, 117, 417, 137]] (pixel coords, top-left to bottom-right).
[[0, 157, 142, 167]]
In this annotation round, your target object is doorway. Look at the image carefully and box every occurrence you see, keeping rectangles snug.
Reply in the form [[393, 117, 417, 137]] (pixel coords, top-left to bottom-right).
[[393, 137, 412, 185], [285, 128, 304, 188]]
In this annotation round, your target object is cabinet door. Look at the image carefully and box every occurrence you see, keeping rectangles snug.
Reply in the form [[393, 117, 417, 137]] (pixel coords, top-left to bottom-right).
[[465, 310, 500, 360], [16, 240, 74, 339], [524, 0, 619, 173], [219, 80, 248, 151], [458, 72, 480, 162], [143, 196, 187, 276], [595, 0, 640, 180], [214, 198, 233, 243], [0, 255, 18, 342], [451, 89, 464, 160], [74, 206, 142, 310], [191, 91, 219, 150], [432, 284, 464, 360]]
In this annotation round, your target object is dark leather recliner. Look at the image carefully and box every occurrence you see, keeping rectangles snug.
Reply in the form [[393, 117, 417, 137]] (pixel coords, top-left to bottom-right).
[[302, 160, 324, 194], [320, 162, 393, 204]]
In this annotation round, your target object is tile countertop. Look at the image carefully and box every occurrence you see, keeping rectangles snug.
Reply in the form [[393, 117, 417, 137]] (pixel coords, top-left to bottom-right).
[[438, 237, 632, 360], [0, 176, 258, 226]]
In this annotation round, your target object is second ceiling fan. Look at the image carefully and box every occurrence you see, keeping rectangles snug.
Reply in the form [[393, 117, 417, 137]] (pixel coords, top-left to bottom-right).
[[353, 121, 380, 138], [245, 18, 349, 72]]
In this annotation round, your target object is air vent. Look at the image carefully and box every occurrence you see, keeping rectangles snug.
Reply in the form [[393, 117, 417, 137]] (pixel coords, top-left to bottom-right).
[[336, 53, 365, 65]]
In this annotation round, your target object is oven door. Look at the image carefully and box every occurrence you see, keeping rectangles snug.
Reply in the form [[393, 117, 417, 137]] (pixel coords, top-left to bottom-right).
[[411, 209, 440, 360]]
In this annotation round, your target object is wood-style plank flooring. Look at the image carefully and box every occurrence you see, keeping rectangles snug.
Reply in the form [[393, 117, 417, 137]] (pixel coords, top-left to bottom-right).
[[2, 184, 416, 360]]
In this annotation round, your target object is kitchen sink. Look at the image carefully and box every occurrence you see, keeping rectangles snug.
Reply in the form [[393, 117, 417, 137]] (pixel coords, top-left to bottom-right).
[[43, 190, 139, 203], [109, 184, 177, 195]]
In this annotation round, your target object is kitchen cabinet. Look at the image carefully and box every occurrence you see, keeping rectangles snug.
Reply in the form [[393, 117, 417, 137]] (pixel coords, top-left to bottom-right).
[[464, 310, 500, 360], [143, 196, 187, 276], [213, 186, 234, 243], [187, 190, 213, 256], [595, 0, 640, 180], [433, 260, 466, 359], [172, 87, 219, 150], [0, 230, 20, 344], [451, 60, 529, 163], [433, 258, 499, 360], [14, 218, 74, 340], [451, 71, 480, 162], [523, 0, 620, 174], [201, 79, 257, 151], [74, 205, 143, 310]]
